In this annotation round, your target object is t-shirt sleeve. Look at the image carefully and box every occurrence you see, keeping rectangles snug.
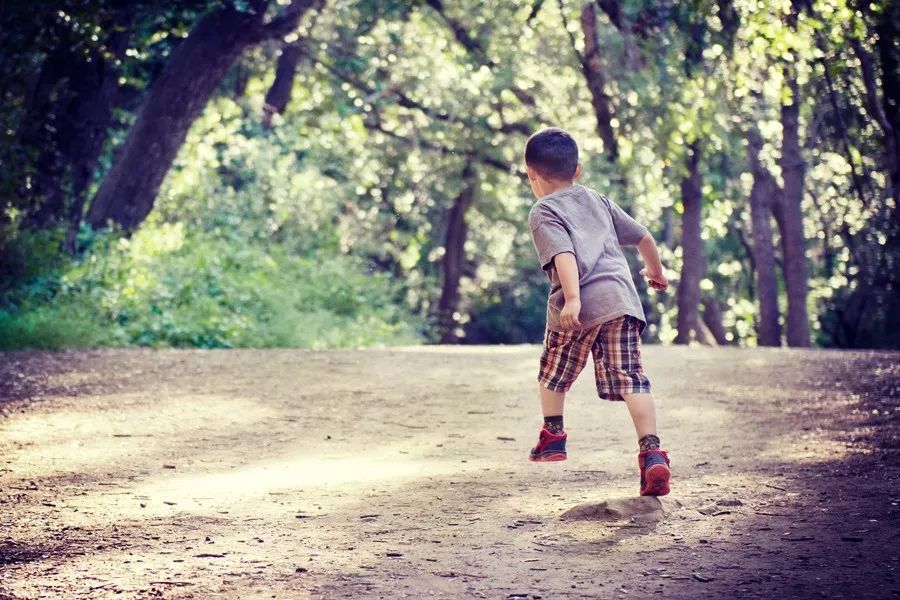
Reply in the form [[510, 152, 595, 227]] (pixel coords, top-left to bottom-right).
[[603, 196, 648, 247], [529, 209, 575, 270]]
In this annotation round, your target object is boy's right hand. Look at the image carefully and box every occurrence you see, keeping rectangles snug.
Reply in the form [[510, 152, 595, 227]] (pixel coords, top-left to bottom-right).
[[560, 299, 582, 330]]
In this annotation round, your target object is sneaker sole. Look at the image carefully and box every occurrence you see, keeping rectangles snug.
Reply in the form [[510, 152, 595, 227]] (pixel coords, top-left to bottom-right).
[[529, 453, 567, 462], [641, 464, 670, 496]]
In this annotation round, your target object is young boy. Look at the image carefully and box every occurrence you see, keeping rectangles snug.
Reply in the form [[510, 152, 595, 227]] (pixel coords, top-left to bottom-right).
[[524, 127, 671, 497]]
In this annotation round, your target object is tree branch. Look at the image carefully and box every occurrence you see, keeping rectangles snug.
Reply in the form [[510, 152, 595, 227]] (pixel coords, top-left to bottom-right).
[[301, 45, 532, 136], [363, 118, 512, 174], [557, 0, 586, 68], [424, 0, 495, 66], [817, 55, 870, 210], [558, 1, 618, 160], [526, 0, 546, 24], [580, 1, 618, 160], [594, 0, 662, 39], [259, 0, 322, 41], [422, 0, 538, 109], [850, 37, 892, 139]]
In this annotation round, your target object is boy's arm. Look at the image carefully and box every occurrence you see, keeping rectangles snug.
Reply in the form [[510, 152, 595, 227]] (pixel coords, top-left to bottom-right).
[[636, 232, 668, 291], [553, 252, 582, 329]]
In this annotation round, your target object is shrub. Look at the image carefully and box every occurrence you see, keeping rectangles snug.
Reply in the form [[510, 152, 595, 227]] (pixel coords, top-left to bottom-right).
[[0, 225, 421, 350]]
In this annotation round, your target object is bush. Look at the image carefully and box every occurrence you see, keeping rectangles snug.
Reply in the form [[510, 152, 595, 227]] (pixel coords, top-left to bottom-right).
[[0, 224, 421, 350]]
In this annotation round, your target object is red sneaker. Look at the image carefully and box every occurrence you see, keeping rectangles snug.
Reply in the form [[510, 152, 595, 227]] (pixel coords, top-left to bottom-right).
[[638, 449, 670, 496], [528, 427, 567, 462]]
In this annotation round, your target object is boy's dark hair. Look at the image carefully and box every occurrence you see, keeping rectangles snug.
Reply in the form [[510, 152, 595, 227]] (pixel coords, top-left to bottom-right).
[[525, 127, 579, 181]]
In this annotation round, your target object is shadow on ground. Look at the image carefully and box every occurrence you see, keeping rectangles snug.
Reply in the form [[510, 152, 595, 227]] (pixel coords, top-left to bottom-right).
[[1, 346, 898, 598]]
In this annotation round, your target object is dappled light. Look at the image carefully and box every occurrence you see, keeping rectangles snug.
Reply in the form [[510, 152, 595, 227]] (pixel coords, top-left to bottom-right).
[[1, 0, 899, 597], [58, 447, 473, 524], [3, 346, 898, 597], [4, 393, 279, 476]]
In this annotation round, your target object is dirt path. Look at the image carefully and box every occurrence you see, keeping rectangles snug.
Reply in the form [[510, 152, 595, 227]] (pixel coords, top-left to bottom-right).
[[1, 346, 898, 599]]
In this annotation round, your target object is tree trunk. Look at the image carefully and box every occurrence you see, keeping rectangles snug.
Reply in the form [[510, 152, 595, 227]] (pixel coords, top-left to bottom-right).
[[715, 0, 739, 52], [590, 0, 645, 69], [437, 163, 476, 344], [262, 42, 303, 128], [660, 205, 676, 248], [86, 7, 263, 230], [22, 11, 134, 244], [18, 8, 131, 235], [232, 60, 251, 100], [747, 129, 782, 346], [778, 74, 811, 347], [674, 141, 705, 344], [62, 24, 134, 251], [702, 295, 729, 345], [17, 44, 72, 228], [579, 2, 618, 162], [87, 1, 317, 231], [875, 3, 900, 227]]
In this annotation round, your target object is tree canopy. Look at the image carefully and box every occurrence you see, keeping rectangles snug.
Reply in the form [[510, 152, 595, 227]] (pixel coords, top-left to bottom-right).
[[1, 0, 897, 349]]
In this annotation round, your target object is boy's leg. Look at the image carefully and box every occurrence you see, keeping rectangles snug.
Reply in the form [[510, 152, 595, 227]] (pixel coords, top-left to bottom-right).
[[530, 326, 598, 462], [529, 382, 568, 462], [622, 392, 659, 449], [593, 316, 669, 495], [540, 384, 566, 433]]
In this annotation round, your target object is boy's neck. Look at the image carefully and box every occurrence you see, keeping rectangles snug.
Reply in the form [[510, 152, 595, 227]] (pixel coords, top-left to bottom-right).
[[539, 180, 576, 198]]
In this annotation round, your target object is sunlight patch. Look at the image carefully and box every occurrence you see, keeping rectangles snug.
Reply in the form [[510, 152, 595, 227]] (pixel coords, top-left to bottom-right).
[[62, 449, 473, 523], [2, 393, 278, 475], [759, 434, 871, 463]]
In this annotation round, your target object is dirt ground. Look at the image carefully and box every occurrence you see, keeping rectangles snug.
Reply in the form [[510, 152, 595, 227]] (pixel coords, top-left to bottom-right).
[[1, 345, 899, 599]]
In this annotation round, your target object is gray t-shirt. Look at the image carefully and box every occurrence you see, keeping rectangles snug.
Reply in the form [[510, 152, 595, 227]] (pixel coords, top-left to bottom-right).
[[528, 184, 647, 333]]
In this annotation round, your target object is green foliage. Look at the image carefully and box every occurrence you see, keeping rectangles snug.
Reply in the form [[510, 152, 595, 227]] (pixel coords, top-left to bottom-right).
[[0, 225, 420, 350], [464, 267, 550, 344], [2, 0, 898, 349]]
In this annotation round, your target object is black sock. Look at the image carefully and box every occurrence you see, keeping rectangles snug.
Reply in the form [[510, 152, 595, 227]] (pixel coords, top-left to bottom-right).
[[639, 434, 660, 451], [543, 415, 564, 434]]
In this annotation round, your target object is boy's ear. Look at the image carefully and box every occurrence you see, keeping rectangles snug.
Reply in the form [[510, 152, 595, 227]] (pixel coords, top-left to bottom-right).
[[573, 163, 583, 180], [525, 165, 538, 181]]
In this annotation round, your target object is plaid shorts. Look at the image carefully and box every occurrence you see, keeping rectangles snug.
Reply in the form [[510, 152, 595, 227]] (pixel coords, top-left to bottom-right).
[[538, 315, 651, 401]]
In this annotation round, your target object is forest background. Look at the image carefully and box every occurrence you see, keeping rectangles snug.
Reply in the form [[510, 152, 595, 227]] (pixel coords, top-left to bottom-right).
[[1, 0, 897, 350]]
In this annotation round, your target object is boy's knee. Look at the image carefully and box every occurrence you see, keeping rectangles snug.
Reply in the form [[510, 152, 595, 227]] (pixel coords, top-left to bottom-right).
[[538, 376, 572, 393]]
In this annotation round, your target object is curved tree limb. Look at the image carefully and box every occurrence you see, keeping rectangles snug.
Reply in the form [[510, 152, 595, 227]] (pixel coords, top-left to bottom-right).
[[87, 0, 321, 231], [300, 45, 531, 136]]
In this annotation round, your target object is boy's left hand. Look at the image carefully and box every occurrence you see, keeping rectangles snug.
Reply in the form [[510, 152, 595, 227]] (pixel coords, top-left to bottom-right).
[[640, 268, 669, 292]]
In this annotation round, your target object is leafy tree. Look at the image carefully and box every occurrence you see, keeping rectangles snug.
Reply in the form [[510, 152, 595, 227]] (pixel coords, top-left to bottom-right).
[[1, 0, 897, 349]]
